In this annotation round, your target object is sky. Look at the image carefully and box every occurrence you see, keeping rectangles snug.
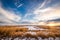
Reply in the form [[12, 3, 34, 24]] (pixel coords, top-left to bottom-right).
[[0, 0, 60, 25]]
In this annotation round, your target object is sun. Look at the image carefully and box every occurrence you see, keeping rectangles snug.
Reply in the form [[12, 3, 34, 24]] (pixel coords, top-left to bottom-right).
[[48, 23, 55, 26]]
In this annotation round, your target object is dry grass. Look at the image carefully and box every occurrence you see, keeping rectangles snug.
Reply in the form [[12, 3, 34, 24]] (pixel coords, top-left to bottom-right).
[[0, 25, 60, 39]]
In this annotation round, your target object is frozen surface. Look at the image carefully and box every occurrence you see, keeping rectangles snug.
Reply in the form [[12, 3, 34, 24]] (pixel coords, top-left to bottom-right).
[[23, 26, 47, 30]]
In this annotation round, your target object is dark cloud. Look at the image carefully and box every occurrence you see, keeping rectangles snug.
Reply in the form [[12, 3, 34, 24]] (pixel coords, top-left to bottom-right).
[[47, 18, 60, 22]]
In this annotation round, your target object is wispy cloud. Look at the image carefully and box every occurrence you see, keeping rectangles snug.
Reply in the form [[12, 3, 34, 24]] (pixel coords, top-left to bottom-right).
[[0, 0, 60, 24], [33, 0, 60, 21], [24, 0, 60, 22], [33, 2, 60, 21], [34, 8, 60, 21], [17, 4, 23, 8], [0, 3, 21, 24], [37, 0, 51, 9], [39, 0, 47, 9], [14, 0, 23, 8]]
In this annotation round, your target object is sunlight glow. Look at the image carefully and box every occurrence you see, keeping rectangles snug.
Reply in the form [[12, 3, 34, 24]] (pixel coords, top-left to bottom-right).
[[47, 22, 60, 26]]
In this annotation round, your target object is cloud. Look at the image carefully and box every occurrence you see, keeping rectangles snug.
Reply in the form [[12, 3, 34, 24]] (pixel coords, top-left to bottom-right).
[[17, 4, 23, 8], [24, 0, 52, 22], [0, 8, 21, 22], [34, 8, 52, 14], [33, 0, 60, 22], [14, 0, 23, 8], [37, 0, 51, 9], [0, 3, 21, 24], [33, 7, 60, 21], [15, 3, 23, 8], [24, 0, 60, 22], [39, 0, 47, 8]]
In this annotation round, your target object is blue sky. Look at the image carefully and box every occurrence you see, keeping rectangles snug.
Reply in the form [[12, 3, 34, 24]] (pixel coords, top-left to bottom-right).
[[0, 0, 60, 24]]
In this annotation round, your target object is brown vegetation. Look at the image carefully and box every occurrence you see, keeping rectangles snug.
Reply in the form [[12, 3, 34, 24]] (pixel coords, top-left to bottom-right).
[[0, 25, 60, 40]]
